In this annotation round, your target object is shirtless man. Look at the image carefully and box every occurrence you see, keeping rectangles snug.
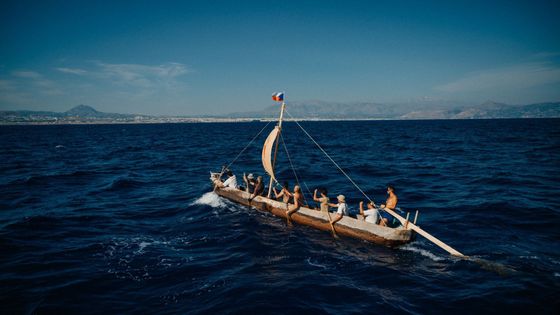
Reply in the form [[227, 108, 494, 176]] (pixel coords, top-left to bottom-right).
[[378, 185, 398, 227], [273, 182, 292, 203], [286, 185, 304, 223], [359, 201, 379, 224]]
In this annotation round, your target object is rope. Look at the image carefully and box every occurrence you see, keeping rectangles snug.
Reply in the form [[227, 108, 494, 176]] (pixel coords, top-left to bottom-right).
[[285, 109, 376, 206], [301, 181, 314, 204], [279, 132, 309, 206], [224, 120, 273, 171]]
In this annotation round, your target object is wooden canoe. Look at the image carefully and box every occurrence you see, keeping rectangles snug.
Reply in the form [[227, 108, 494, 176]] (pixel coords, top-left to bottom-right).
[[214, 185, 415, 247]]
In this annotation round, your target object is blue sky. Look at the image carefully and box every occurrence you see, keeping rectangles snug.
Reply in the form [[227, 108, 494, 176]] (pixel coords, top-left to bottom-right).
[[1, 0, 559, 115]]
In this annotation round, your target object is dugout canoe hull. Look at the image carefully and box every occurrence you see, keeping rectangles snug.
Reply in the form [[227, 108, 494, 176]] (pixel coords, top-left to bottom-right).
[[214, 186, 414, 247]]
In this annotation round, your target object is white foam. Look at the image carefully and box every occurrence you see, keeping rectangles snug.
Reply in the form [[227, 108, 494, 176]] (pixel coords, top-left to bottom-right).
[[136, 241, 151, 254], [306, 257, 327, 269], [554, 272, 560, 277], [192, 192, 227, 208], [400, 244, 445, 262]]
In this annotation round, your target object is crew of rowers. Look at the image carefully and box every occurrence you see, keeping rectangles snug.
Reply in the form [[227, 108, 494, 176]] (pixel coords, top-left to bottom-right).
[[214, 169, 399, 227]]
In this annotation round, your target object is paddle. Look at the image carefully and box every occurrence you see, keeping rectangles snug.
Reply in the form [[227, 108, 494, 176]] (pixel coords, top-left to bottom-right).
[[381, 207, 465, 257], [381, 207, 516, 274]]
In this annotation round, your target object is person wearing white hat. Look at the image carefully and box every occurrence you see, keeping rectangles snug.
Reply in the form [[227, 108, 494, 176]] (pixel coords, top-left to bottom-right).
[[328, 194, 348, 225], [359, 201, 380, 224], [248, 176, 264, 202], [243, 173, 256, 193]]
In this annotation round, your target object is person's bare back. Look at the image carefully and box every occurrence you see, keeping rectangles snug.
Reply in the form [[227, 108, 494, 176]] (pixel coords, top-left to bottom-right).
[[286, 185, 304, 222]]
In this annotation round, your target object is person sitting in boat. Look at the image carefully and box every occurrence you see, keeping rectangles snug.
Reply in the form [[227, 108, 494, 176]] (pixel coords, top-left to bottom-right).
[[243, 173, 257, 193], [359, 201, 380, 224], [313, 187, 330, 213], [273, 181, 292, 203], [214, 170, 238, 189], [286, 185, 304, 221], [378, 185, 398, 227], [248, 176, 265, 202], [328, 194, 348, 225]]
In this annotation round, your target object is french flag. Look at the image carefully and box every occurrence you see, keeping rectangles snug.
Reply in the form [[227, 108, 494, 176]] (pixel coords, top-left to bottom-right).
[[272, 92, 284, 102]]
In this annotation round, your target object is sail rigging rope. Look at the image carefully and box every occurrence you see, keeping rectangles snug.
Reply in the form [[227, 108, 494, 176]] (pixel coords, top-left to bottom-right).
[[224, 120, 273, 171], [285, 109, 376, 206], [279, 132, 309, 206]]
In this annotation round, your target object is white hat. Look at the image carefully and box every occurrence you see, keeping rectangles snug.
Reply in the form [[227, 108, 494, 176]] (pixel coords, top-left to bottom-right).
[[247, 173, 255, 180], [337, 194, 346, 202]]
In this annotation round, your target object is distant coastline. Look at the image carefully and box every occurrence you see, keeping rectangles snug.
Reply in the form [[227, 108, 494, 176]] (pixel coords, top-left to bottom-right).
[[2, 117, 560, 126], [1, 102, 559, 125]]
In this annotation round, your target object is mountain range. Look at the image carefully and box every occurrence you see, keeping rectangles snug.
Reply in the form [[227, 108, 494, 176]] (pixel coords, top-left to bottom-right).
[[228, 100, 560, 119], [1, 101, 559, 123], [0, 105, 135, 119]]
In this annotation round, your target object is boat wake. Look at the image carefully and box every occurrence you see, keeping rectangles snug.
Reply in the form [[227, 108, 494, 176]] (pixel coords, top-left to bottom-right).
[[400, 244, 446, 262], [192, 192, 228, 208]]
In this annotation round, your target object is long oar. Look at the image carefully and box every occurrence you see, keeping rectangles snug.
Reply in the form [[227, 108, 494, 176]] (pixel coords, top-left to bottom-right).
[[325, 211, 339, 239], [384, 207, 518, 274], [381, 207, 464, 257]]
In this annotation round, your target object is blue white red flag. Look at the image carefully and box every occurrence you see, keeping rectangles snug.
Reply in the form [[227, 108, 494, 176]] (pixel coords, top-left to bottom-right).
[[272, 92, 284, 102]]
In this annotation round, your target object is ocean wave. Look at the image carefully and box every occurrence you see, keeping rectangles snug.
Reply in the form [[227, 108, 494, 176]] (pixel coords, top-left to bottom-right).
[[11, 170, 103, 186], [102, 177, 146, 191]]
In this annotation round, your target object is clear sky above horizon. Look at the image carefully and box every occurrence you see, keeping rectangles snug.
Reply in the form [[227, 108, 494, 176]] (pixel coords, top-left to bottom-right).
[[1, 0, 559, 115]]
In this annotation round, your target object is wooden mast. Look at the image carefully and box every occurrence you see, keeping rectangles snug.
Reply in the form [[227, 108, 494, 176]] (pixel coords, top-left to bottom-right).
[[267, 100, 286, 198]]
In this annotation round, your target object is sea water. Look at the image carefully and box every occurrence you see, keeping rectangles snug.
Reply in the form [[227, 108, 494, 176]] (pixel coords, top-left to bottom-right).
[[1, 119, 559, 314]]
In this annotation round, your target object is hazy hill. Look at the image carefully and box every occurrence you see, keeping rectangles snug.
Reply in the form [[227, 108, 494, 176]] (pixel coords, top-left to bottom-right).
[[0, 105, 141, 123], [63, 105, 133, 118], [65, 105, 104, 117], [0, 105, 134, 119], [227, 100, 404, 119], [229, 100, 560, 119], [401, 101, 560, 119]]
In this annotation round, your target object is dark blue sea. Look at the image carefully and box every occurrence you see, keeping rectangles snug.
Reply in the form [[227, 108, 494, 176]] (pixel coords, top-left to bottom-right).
[[1, 119, 559, 314]]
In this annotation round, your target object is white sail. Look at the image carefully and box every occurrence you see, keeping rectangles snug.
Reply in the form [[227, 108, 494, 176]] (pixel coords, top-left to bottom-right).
[[262, 126, 280, 181]]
